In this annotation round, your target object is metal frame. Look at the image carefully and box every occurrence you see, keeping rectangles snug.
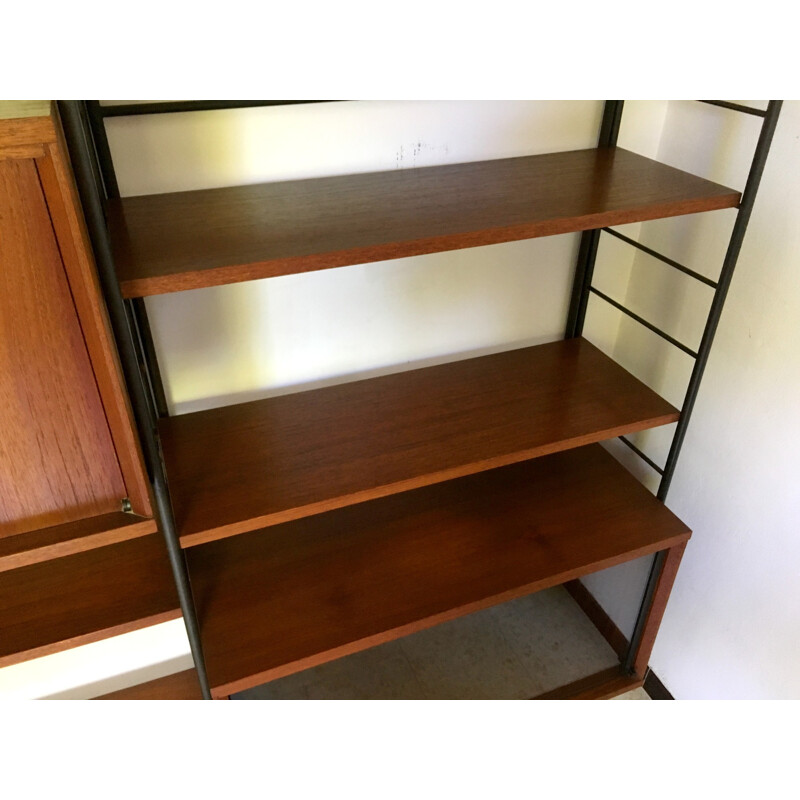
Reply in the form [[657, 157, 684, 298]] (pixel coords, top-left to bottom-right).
[[60, 99, 781, 697], [57, 101, 213, 699], [566, 99, 783, 674], [60, 98, 342, 701]]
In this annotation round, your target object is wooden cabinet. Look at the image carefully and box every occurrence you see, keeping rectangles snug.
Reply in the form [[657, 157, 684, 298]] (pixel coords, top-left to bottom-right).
[[0, 102, 179, 668]]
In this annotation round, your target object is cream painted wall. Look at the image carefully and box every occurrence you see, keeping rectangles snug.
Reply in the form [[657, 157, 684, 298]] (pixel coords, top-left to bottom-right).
[[585, 101, 800, 699], [0, 99, 704, 700]]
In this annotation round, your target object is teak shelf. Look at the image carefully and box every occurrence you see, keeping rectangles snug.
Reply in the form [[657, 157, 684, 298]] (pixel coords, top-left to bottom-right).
[[162, 338, 678, 547], [0, 534, 180, 669], [187, 445, 690, 698], [108, 147, 740, 298], [0, 512, 156, 573], [55, 99, 781, 700]]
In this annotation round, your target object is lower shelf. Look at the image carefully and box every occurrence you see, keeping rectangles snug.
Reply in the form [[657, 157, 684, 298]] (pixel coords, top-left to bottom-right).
[[0, 533, 181, 668], [187, 444, 691, 698], [233, 587, 627, 700]]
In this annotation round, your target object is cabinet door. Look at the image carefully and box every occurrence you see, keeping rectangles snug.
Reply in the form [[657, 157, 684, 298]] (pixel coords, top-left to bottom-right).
[[0, 157, 126, 537]]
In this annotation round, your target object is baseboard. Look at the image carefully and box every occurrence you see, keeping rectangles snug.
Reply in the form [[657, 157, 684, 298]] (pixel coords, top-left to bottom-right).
[[534, 666, 643, 700], [564, 579, 674, 700], [95, 668, 202, 699], [643, 668, 674, 700]]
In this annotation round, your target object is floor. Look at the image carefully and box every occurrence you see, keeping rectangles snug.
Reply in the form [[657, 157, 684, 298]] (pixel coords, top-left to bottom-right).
[[234, 586, 647, 700]]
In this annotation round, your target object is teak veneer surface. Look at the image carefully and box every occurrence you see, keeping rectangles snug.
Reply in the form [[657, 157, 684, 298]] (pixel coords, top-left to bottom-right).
[[160, 338, 679, 546], [186, 445, 691, 697], [108, 147, 740, 297], [534, 666, 644, 700], [0, 534, 180, 668], [0, 157, 126, 536], [97, 669, 203, 700], [37, 114, 153, 517], [0, 512, 157, 572]]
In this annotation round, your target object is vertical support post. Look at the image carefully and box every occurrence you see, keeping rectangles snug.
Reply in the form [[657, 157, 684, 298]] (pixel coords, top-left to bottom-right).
[[85, 101, 170, 419], [657, 100, 783, 501], [85, 101, 120, 199], [624, 543, 686, 675], [565, 100, 624, 338], [624, 101, 782, 680], [128, 297, 170, 419], [57, 100, 213, 700]]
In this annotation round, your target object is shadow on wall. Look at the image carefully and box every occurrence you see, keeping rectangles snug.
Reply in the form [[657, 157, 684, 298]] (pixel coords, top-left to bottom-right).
[[147, 236, 581, 416], [107, 102, 601, 416], [42, 655, 193, 700]]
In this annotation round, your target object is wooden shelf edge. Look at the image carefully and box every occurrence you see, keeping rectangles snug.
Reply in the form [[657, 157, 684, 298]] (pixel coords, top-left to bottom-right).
[[533, 666, 644, 700], [179, 412, 679, 549], [96, 668, 202, 700], [165, 339, 680, 548], [110, 147, 740, 299], [0, 533, 181, 669], [0, 608, 181, 670], [0, 513, 158, 573], [119, 195, 739, 299]]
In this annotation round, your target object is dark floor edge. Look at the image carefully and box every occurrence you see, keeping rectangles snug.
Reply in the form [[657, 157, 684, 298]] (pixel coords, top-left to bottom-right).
[[643, 668, 674, 700], [565, 579, 675, 699]]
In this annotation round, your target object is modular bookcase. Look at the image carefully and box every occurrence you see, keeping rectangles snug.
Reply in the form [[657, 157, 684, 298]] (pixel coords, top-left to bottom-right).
[[58, 100, 781, 700]]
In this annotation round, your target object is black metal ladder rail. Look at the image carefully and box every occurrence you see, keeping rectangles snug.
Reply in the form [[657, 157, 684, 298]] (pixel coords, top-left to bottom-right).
[[566, 99, 783, 675]]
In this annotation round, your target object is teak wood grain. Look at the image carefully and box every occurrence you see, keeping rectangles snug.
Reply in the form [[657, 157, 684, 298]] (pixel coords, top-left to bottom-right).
[[565, 578, 628, 658], [0, 103, 56, 149], [108, 147, 741, 297], [37, 111, 152, 516], [632, 542, 687, 676], [0, 533, 180, 668], [0, 512, 157, 573], [0, 157, 126, 537], [161, 338, 679, 546], [533, 666, 643, 700], [96, 669, 203, 700], [186, 444, 691, 697]]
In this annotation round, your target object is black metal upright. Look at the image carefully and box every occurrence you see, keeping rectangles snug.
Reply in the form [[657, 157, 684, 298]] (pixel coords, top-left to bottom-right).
[[565, 100, 624, 339], [57, 101, 213, 699], [619, 100, 783, 673], [655, 100, 783, 501]]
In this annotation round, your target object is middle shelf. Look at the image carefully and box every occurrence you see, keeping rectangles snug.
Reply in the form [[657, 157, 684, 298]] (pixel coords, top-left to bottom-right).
[[161, 337, 679, 547]]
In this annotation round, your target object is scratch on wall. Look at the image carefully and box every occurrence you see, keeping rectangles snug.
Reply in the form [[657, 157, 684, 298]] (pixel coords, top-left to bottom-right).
[[395, 141, 450, 168]]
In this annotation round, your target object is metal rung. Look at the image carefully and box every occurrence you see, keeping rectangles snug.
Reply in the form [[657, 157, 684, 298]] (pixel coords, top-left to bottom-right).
[[589, 287, 699, 358], [603, 228, 718, 288], [98, 100, 343, 118], [699, 100, 767, 118], [619, 436, 665, 475]]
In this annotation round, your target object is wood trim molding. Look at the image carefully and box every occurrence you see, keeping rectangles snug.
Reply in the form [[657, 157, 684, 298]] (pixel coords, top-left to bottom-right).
[[564, 579, 628, 658], [565, 572, 679, 700], [533, 666, 644, 700], [96, 669, 203, 700], [34, 108, 153, 516], [0, 144, 46, 161], [643, 668, 674, 700]]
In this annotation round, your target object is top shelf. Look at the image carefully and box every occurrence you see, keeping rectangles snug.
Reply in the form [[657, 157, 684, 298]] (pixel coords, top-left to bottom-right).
[[108, 147, 740, 297]]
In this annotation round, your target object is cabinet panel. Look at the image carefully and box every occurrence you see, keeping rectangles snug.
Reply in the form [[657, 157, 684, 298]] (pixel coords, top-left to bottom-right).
[[0, 157, 126, 536]]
